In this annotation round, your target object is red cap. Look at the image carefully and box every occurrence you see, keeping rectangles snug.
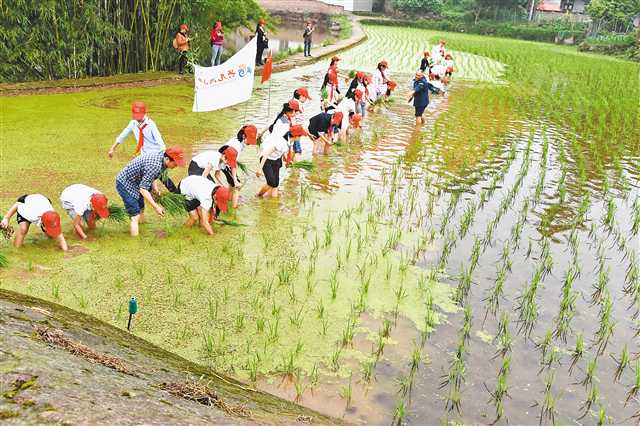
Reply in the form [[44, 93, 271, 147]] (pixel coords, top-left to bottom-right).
[[90, 193, 109, 219], [288, 99, 301, 112], [295, 87, 312, 100], [356, 71, 365, 80], [214, 187, 231, 213], [165, 146, 186, 166], [331, 111, 344, 126], [290, 125, 309, 137], [354, 88, 363, 100], [379, 60, 388, 67], [258, 18, 265, 25], [224, 147, 238, 168], [180, 24, 189, 32], [243, 124, 257, 145], [214, 21, 222, 30], [424, 51, 430, 56], [445, 53, 452, 59], [350, 113, 362, 129], [132, 101, 146, 121], [41, 211, 61, 238], [331, 55, 340, 62]]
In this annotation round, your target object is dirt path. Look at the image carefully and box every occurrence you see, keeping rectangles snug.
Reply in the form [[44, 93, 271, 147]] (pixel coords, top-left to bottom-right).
[[0, 289, 341, 425], [257, 0, 343, 14]]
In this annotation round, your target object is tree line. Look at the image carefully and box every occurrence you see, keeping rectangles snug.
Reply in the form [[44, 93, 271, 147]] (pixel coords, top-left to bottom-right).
[[0, 0, 266, 83]]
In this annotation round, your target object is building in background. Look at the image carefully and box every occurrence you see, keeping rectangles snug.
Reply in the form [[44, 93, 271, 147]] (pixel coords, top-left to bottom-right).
[[536, 0, 591, 22], [320, 0, 373, 12]]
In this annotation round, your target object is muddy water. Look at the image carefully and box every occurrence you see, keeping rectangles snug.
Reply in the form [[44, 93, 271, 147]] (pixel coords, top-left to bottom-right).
[[209, 25, 639, 424]]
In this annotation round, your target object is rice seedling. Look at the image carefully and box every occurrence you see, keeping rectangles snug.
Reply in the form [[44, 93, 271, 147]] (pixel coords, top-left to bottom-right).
[[553, 269, 577, 342], [157, 192, 188, 216], [234, 311, 245, 332], [107, 204, 127, 223], [292, 160, 315, 172], [625, 359, 640, 406], [329, 271, 339, 300], [536, 369, 559, 426], [51, 282, 60, 299], [578, 381, 600, 420], [568, 333, 585, 376], [330, 346, 342, 372], [612, 344, 630, 382], [267, 318, 279, 342], [392, 398, 406, 426], [340, 373, 353, 409], [361, 359, 374, 384]]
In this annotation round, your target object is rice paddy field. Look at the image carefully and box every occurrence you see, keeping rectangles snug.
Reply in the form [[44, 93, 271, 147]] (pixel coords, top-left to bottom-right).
[[1, 23, 639, 424]]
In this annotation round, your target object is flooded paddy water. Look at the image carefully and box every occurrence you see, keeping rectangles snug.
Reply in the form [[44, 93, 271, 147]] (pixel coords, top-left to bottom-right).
[[1, 23, 639, 425]]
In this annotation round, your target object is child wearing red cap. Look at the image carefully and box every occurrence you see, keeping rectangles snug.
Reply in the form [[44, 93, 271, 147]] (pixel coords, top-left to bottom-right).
[[346, 71, 368, 117], [115, 147, 185, 236], [308, 111, 342, 154], [188, 150, 227, 185], [179, 175, 231, 235], [256, 101, 299, 198], [174, 24, 191, 74], [321, 58, 340, 109], [372, 60, 390, 102], [290, 88, 312, 162], [1, 194, 68, 251], [210, 21, 224, 66], [218, 124, 258, 208], [109, 101, 166, 158], [60, 184, 110, 240]]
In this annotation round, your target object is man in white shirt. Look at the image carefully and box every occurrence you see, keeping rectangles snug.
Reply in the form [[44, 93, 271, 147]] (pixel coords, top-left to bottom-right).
[[108, 101, 166, 158], [60, 184, 110, 240], [0, 194, 68, 250], [179, 175, 232, 235]]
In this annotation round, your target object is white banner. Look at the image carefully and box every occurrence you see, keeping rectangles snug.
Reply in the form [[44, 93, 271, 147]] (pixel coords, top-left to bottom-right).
[[192, 37, 257, 112]]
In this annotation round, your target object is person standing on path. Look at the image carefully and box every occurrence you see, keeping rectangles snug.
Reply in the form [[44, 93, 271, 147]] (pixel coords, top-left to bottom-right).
[[408, 71, 434, 126], [115, 147, 185, 237], [210, 21, 224, 66], [0, 194, 68, 251], [59, 184, 110, 240], [109, 101, 165, 158], [303, 21, 314, 57], [174, 24, 191, 74], [255, 19, 268, 66]]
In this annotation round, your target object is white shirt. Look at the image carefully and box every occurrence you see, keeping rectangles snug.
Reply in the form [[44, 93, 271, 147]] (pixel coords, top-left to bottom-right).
[[261, 117, 290, 161], [60, 184, 102, 216], [115, 116, 165, 155], [192, 151, 223, 170], [431, 44, 444, 64], [444, 59, 454, 69], [432, 64, 447, 77], [17, 194, 53, 224], [336, 98, 356, 130], [180, 175, 217, 211], [224, 137, 244, 154], [291, 102, 307, 126]]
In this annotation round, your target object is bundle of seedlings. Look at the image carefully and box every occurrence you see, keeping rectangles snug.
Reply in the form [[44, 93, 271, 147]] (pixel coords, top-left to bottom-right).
[[292, 161, 315, 172], [157, 192, 188, 216], [1, 224, 14, 241], [107, 204, 128, 223]]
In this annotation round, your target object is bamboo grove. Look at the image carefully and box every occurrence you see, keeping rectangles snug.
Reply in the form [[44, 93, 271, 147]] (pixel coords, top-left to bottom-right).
[[0, 0, 266, 82]]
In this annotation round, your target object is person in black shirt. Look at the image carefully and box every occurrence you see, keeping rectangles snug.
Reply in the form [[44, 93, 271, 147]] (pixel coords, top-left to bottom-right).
[[346, 71, 368, 117], [420, 51, 432, 73], [303, 21, 314, 57], [309, 111, 343, 155], [255, 19, 268, 66]]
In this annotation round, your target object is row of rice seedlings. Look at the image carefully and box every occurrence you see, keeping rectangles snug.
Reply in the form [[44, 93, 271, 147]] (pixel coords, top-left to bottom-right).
[[440, 306, 473, 414]]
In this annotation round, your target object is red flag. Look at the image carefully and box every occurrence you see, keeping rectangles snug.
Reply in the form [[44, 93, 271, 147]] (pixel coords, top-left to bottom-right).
[[261, 50, 273, 84]]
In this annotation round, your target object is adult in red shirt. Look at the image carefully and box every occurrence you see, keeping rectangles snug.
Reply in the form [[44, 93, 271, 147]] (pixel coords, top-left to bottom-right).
[[210, 21, 224, 66]]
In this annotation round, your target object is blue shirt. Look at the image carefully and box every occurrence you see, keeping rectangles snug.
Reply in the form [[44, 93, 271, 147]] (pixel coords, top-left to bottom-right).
[[413, 77, 430, 108], [115, 116, 166, 155], [116, 152, 166, 200]]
